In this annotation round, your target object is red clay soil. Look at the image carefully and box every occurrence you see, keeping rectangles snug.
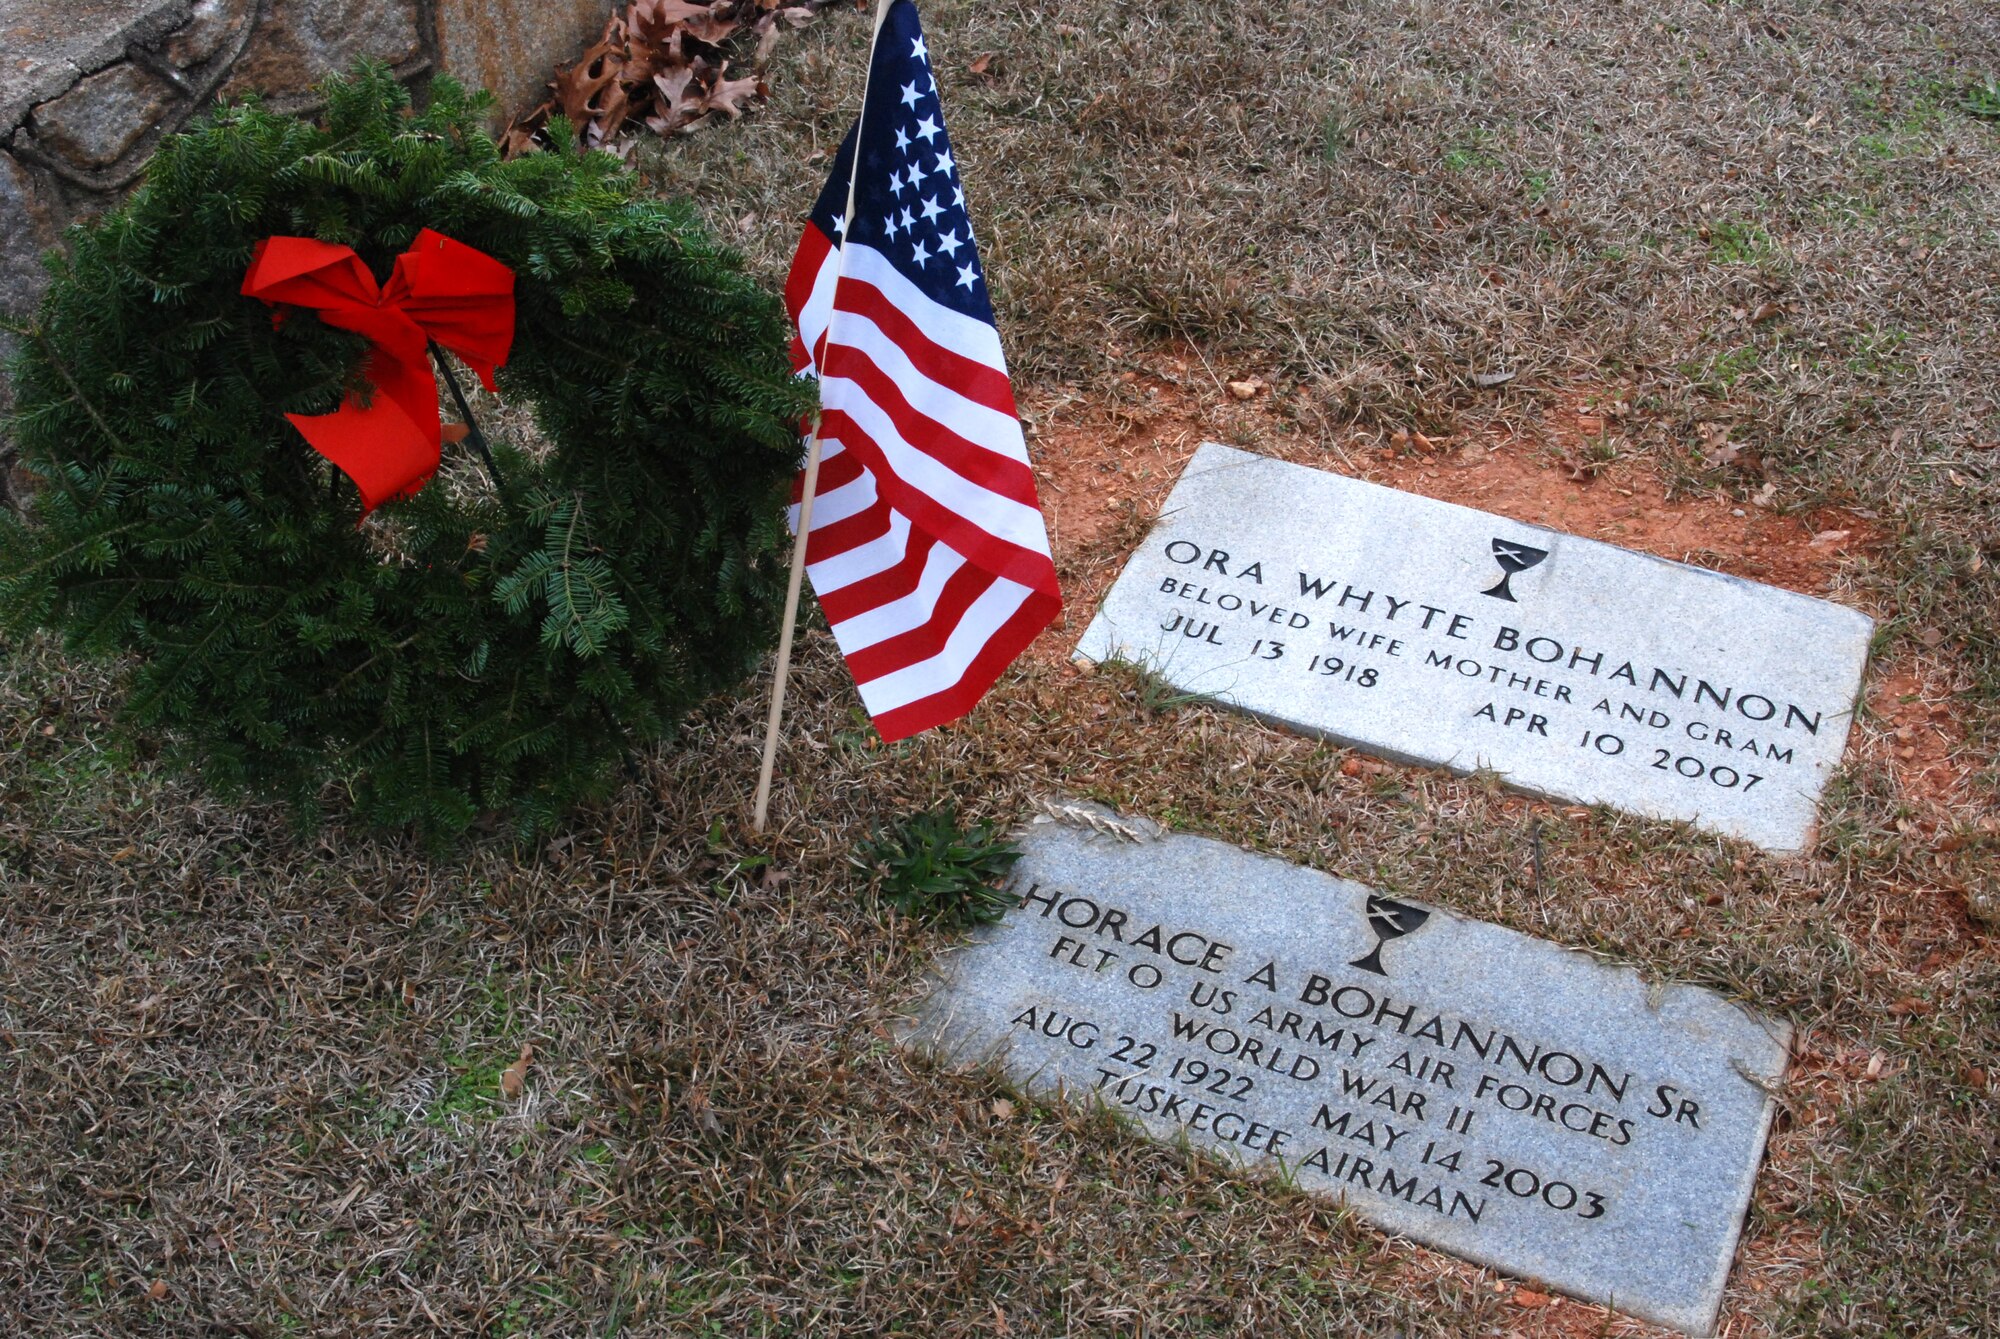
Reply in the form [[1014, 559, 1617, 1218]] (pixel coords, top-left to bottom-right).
[[1027, 368, 1874, 614], [1862, 664, 1973, 817]]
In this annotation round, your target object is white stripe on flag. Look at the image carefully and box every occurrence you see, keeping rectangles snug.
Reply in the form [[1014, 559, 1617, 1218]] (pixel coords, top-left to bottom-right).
[[835, 244, 1009, 371], [818, 377, 1052, 556], [824, 311, 1026, 460], [854, 576, 1036, 714], [798, 473, 875, 531], [795, 240, 841, 375], [806, 506, 912, 591], [786, 439, 846, 532], [827, 540, 968, 651]]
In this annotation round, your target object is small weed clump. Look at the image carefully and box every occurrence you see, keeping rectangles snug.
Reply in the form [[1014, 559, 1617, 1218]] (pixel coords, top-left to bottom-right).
[[854, 806, 1023, 929], [1101, 655, 1210, 715], [1963, 75, 2000, 121]]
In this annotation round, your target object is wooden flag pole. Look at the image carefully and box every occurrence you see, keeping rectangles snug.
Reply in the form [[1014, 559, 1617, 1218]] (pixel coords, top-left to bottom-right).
[[752, 0, 897, 833], [752, 411, 824, 832]]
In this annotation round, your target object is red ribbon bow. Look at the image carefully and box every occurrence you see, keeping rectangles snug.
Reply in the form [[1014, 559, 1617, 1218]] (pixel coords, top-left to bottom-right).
[[241, 229, 516, 515]]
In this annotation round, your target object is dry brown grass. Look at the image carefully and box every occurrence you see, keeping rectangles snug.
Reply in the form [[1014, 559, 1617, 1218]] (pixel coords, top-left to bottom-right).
[[4, 1, 1999, 1335]]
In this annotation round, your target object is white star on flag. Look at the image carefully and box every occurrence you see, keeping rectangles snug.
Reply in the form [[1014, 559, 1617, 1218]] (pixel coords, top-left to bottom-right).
[[915, 115, 941, 143]]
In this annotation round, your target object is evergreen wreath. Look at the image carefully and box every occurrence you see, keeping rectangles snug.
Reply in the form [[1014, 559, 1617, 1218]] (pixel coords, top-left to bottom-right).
[[0, 65, 811, 842]]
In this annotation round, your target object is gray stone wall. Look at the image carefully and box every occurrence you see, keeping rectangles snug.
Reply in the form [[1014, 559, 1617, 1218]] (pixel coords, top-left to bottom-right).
[[0, 0, 436, 321], [0, 0, 623, 323], [1, 0, 605, 499]]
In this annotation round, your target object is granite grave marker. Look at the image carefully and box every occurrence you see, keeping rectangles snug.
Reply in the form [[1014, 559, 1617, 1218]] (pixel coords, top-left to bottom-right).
[[905, 808, 1791, 1336], [1074, 443, 1874, 852]]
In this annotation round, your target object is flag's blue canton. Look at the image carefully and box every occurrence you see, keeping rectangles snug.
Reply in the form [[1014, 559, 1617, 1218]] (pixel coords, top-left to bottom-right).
[[805, 0, 994, 323]]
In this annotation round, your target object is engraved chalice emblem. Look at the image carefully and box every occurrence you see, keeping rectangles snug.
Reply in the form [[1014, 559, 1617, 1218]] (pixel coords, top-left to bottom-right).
[[1348, 894, 1431, 977], [1481, 537, 1549, 602]]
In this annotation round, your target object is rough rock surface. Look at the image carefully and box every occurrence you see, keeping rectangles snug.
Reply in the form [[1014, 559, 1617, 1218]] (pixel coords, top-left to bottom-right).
[[30, 61, 180, 167], [0, 0, 598, 338], [0, 0, 452, 486], [0, 0, 189, 131], [0, 0, 609, 497], [434, 0, 610, 125], [220, 0, 422, 105]]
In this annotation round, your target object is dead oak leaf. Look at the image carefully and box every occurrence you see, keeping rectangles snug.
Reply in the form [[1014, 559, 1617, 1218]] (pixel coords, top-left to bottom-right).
[[684, 1085, 725, 1135], [1561, 452, 1607, 483], [648, 65, 702, 133], [635, 0, 732, 31], [499, 115, 548, 157], [588, 82, 632, 146], [501, 1043, 534, 1098], [553, 41, 625, 129], [755, 7, 819, 63], [517, 0, 827, 153], [704, 70, 768, 119], [633, 0, 745, 45], [1696, 421, 1739, 467]]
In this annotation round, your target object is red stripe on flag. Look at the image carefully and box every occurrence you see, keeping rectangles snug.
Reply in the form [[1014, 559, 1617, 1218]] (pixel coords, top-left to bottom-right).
[[844, 559, 996, 683], [804, 495, 894, 566], [784, 222, 834, 325], [791, 444, 865, 506], [814, 444, 866, 494], [822, 343, 1041, 504], [820, 408, 1057, 596], [867, 589, 1062, 742], [828, 277, 1020, 417], [817, 529, 941, 626]]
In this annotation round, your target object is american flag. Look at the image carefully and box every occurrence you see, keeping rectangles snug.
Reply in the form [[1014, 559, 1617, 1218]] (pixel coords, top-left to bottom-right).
[[783, 0, 1060, 742]]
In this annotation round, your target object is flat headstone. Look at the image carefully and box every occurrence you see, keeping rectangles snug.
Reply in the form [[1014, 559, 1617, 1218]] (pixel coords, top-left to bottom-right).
[[1075, 443, 1873, 853], [905, 808, 1790, 1337]]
